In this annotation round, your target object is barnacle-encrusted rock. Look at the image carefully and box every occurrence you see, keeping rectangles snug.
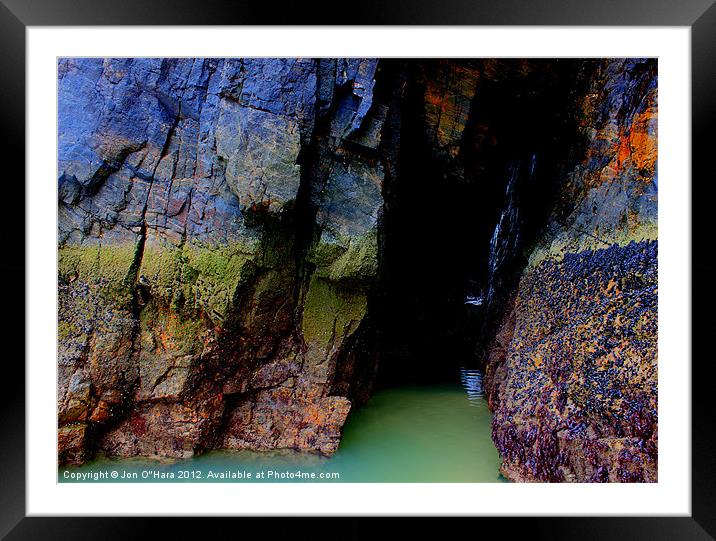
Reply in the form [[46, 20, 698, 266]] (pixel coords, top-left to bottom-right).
[[487, 241, 657, 482]]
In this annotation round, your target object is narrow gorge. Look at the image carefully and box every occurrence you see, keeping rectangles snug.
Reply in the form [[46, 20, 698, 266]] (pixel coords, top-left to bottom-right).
[[58, 58, 657, 482]]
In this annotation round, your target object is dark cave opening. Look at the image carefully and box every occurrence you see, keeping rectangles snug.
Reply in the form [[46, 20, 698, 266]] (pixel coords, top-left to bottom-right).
[[367, 59, 586, 388]]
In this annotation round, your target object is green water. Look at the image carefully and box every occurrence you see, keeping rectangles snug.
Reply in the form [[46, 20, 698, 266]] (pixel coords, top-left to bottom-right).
[[59, 384, 505, 483]]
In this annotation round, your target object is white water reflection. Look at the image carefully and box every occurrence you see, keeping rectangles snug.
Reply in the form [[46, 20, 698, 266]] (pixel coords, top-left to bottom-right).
[[460, 368, 486, 407], [464, 295, 484, 306]]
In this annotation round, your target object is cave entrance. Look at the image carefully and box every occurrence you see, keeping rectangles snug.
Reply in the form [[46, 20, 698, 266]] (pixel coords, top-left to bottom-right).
[[369, 59, 582, 388]]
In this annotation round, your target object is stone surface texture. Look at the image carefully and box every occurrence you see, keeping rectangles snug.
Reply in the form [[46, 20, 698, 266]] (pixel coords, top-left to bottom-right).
[[58, 58, 383, 463]]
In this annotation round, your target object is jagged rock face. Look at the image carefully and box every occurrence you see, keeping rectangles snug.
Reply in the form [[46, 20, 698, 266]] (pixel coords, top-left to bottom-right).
[[528, 59, 658, 263], [57, 58, 384, 463], [483, 59, 658, 482]]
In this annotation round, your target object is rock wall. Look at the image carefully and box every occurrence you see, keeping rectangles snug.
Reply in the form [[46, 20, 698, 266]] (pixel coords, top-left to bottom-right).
[[58, 58, 385, 463], [483, 59, 658, 482]]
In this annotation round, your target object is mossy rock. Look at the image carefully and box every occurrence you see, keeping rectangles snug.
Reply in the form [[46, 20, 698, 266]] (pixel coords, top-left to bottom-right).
[[138, 241, 184, 303], [182, 242, 255, 322], [138, 238, 259, 324], [301, 276, 367, 350], [58, 318, 84, 342], [528, 219, 658, 268], [309, 229, 378, 286], [307, 241, 346, 270], [59, 242, 139, 306]]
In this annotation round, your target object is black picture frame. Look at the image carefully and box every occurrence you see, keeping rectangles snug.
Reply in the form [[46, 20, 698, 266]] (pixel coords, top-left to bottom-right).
[[2, 0, 713, 537]]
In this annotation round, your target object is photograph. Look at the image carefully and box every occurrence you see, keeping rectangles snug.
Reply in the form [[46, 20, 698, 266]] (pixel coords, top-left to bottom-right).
[[56, 57, 658, 484], [0, 0, 707, 531]]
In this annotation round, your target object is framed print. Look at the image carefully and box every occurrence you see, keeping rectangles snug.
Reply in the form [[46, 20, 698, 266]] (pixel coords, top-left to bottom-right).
[[2, 0, 713, 537]]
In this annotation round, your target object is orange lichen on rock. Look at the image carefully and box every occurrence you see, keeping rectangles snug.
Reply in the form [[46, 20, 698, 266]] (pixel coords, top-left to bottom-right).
[[628, 107, 658, 175], [614, 106, 657, 177], [422, 62, 481, 153]]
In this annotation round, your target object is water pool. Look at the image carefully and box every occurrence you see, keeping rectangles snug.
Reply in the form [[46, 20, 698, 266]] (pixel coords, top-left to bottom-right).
[[59, 380, 505, 483]]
